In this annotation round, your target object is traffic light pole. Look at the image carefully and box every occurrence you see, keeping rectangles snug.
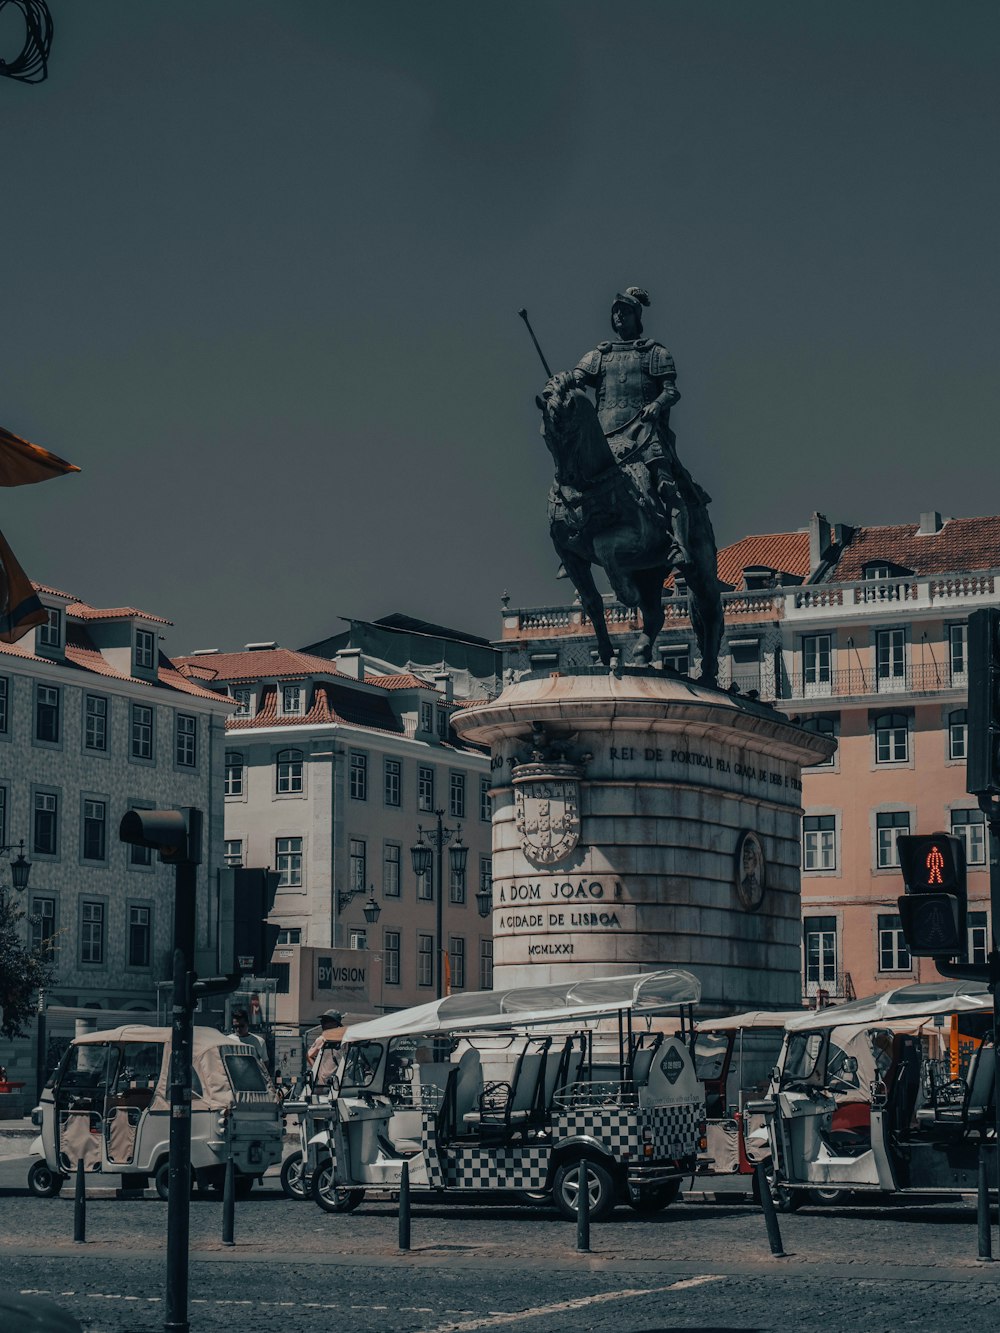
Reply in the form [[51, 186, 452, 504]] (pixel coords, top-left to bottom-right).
[[165, 857, 197, 1333]]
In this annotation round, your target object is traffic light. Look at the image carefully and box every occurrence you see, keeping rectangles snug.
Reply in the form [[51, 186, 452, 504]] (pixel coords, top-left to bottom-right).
[[896, 833, 967, 959], [118, 808, 202, 865], [967, 607, 1000, 797], [219, 868, 281, 977]]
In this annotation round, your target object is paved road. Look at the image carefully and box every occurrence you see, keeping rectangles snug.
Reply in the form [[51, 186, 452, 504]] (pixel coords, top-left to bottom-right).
[[3, 1150, 1000, 1332]]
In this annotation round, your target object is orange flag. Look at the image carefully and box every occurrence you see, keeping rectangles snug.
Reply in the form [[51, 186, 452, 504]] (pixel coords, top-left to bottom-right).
[[442, 948, 452, 997], [0, 423, 80, 486], [0, 526, 47, 643]]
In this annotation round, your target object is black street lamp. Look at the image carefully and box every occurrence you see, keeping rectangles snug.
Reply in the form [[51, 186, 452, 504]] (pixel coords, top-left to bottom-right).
[[338, 882, 381, 924], [475, 879, 493, 919], [0, 839, 31, 894], [411, 811, 466, 998]]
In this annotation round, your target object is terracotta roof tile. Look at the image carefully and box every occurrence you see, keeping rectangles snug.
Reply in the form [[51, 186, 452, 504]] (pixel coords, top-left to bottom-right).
[[32, 581, 77, 600], [715, 532, 811, 589], [827, 516, 1000, 581], [67, 602, 173, 626], [225, 683, 403, 735], [172, 648, 357, 685], [364, 672, 436, 691]]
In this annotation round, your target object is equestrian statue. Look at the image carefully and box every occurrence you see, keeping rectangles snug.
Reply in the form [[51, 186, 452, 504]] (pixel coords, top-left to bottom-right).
[[522, 288, 723, 683]]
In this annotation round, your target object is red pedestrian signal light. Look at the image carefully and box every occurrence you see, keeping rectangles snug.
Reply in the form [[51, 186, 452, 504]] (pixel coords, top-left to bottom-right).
[[895, 833, 967, 960], [897, 833, 964, 894]]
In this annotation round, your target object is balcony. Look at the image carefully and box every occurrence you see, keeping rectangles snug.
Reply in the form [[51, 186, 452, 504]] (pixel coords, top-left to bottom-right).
[[784, 661, 963, 704], [785, 572, 998, 622]]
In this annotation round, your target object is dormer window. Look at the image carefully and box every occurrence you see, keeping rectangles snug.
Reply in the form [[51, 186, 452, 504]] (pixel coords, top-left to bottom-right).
[[134, 628, 156, 671], [231, 687, 253, 717], [742, 566, 776, 591], [281, 684, 304, 715], [863, 563, 892, 580], [36, 607, 63, 652]]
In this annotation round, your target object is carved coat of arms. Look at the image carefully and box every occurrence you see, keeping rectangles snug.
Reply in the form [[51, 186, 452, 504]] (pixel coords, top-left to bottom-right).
[[513, 761, 582, 864]]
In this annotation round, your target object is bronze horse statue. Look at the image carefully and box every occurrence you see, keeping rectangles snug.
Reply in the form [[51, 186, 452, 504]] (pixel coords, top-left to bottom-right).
[[537, 371, 722, 682]]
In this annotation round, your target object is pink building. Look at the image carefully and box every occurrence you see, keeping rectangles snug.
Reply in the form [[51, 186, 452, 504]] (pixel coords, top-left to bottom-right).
[[499, 510, 1000, 1005]]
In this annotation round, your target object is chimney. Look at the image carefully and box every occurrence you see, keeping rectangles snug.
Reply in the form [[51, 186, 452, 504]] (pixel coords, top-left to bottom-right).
[[808, 512, 832, 571], [336, 648, 364, 679], [434, 671, 454, 703], [244, 641, 277, 651], [918, 511, 943, 535]]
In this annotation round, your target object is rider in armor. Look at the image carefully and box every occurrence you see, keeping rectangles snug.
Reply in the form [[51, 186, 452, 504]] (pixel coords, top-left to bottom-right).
[[572, 287, 688, 563]]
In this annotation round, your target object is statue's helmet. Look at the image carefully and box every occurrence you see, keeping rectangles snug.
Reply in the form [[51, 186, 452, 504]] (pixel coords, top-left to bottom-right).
[[612, 286, 651, 314]]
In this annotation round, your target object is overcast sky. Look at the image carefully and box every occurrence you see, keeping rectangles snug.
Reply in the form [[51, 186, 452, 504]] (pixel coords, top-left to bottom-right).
[[3, 1, 998, 655]]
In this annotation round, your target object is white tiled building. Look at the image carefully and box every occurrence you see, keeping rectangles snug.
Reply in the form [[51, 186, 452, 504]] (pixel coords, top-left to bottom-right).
[[0, 584, 233, 1095]]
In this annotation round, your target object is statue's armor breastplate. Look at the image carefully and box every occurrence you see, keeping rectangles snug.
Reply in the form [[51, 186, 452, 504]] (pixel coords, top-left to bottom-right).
[[593, 340, 661, 434]]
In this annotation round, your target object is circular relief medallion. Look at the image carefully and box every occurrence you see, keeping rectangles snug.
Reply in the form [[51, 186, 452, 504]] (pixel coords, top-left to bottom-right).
[[734, 830, 766, 912]]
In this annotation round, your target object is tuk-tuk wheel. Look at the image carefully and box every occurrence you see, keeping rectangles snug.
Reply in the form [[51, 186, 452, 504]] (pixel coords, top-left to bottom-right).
[[628, 1178, 681, 1213], [27, 1160, 65, 1198], [280, 1150, 307, 1200], [310, 1159, 365, 1214], [552, 1156, 617, 1223], [154, 1162, 171, 1202], [808, 1187, 850, 1206]]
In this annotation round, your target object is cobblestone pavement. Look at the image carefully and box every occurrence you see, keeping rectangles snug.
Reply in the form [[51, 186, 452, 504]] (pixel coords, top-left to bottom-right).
[[3, 1159, 1000, 1332]]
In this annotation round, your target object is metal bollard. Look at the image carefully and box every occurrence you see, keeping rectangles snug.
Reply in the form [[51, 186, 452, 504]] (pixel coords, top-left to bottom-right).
[[754, 1163, 785, 1258], [398, 1161, 411, 1251], [222, 1157, 235, 1247], [73, 1158, 86, 1244], [576, 1162, 590, 1252], [978, 1146, 993, 1262]]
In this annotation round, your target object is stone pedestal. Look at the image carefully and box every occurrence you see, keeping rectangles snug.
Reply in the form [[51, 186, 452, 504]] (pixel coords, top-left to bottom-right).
[[454, 670, 834, 1014]]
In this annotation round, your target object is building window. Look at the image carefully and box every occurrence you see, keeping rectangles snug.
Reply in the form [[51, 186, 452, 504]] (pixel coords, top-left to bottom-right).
[[384, 930, 400, 986], [281, 684, 303, 715], [384, 758, 401, 807], [128, 905, 151, 968], [969, 911, 989, 967], [951, 808, 987, 866], [802, 635, 832, 695], [383, 843, 401, 897], [878, 913, 911, 972], [276, 928, 301, 945], [0, 786, 5, 846], [33, 791, 58, 856], [38, 607, 62, 649], [417, 866, 433, 901], [134, 628, 156, 670], [83, 799, 107, 861], [864, 563, 893, 581], [418, 766, 434, 813], [449, 937, 465, 989], [449, 771, 465, 819], [35, 685, 60, 743], [81, 901, 105, 964], [876, 810, 910, 868], [480, 938, 493, 990], [276, 748, 303, 794], [224, 839, 243, 867], [802, 715, 836, 766], [224, 751, 244, 796], [480, 777, 491, 822], [480, 856, 492, 902], [449, 863, 466, 905], [350, 750, 368, 801], [949, 710, 968, 761], [661, 645, 690, 675], [420, 701, 433, 733], [128, 804, 152, 866], [436, 707, 449, 740], [874, 712, 908, 764], [231, 687, 252, 717], [30, 896, 56, 954], [804, 916, 837, 990], [876, 628, 906, 689], [950, 623, 968, 683], [276, 836, 302, 888], [131, 704, 154, 760], [0, 676, 7, 733], [730, 640, 761, 694], [349, 839, 366, 892], [83, 695, 108, 752], [417, 934, 434, 987], [349, 929, 367, 951], [175, 714, 197, 767], [802, 814, 836, 871]]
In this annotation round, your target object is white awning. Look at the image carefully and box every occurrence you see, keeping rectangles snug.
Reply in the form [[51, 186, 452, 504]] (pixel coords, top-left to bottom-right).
[[785, 980, 992, 1033], [698, 1010, 808, 1033], [343, 970, 701, 1043]]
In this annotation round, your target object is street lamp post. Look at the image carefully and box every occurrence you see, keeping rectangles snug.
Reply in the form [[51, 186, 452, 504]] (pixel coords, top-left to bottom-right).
[[411, 811, 467, 998], [0, 839, 32, 900]]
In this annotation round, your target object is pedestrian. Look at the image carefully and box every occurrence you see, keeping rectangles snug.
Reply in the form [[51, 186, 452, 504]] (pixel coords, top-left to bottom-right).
[[306, 1009, 346, 1089], [231, 1008, 269, 1067]]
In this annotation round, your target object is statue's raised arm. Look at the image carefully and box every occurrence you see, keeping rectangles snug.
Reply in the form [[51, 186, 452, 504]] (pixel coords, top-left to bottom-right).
[[534, 287, 722, 682]]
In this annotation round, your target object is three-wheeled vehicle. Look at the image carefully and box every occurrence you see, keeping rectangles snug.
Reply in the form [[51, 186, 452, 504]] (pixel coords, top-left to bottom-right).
[[308, 970, 705, 1222], [28, 1024, 283, 1199], [753, 980, 996, 1208]]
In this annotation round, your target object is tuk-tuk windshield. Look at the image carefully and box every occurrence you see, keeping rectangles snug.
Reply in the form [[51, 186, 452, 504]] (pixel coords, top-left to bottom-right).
[[57, 1043, 117, 1094], [694, 1032, 730, 1082], [341, 1041, 383, 1089], [781, 1031, 825, 1086], [223, 1054, 269, 1094]]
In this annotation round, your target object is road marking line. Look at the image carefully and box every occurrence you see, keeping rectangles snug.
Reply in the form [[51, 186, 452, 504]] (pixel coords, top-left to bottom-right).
[[428, 1279, 726, 1332]]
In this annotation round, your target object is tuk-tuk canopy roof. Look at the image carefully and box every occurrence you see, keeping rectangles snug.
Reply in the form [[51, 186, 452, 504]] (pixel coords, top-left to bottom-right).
[[344, 970, 701, 1043], [785, 980, 992, 1033], [699, 1010, 808, 1033]]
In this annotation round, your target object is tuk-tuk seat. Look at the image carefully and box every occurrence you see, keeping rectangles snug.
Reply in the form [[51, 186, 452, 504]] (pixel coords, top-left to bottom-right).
[[544, 1035, 586, 1111], [464, 1038, 551, 1133], [915, 1044, 995, 1131]]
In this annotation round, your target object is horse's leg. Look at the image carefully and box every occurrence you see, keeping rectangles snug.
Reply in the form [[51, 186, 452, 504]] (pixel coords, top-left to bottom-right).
[[630, 568, 667, 665], [561, 549, 614, 665], [682, 503, 723, 686]]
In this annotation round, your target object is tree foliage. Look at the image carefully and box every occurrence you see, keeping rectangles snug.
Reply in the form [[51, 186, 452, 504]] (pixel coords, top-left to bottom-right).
[[0, 891, 52, 1040]]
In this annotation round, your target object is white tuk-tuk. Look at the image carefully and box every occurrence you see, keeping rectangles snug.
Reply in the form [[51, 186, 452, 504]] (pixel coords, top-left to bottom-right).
[[28, 1024, 283, 1199], [309, 970, 705, 1222], [753, 980, 996, 1208]]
